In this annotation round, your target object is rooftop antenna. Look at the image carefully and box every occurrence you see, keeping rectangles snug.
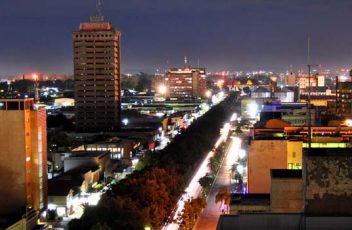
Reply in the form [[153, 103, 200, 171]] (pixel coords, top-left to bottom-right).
[[307, 36, 312, 150], [184, 56, 188, 66], [90, 0, 104, 22]]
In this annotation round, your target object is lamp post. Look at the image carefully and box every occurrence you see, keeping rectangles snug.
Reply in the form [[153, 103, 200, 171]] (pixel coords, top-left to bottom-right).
[[158, 84, 167, 99]]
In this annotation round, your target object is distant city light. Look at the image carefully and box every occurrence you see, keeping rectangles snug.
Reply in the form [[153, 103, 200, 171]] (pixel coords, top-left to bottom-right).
[[217, 80, 224, 88], [32, 73, 38, 81]]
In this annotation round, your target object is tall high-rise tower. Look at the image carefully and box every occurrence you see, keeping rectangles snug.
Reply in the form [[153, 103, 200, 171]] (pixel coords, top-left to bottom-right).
[[73, 3, 121, 132], [0, 99, 47, 217]]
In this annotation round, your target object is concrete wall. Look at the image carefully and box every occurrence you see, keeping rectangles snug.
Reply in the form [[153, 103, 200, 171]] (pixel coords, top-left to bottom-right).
[[271, 178, 303, 213], [0, 110, 26, 215], [305, 151, 352, 215], [230, 205, 269, 214], [217, 214, 352, 230], [217, 214, 302, 230], [248, 140, 288, 193], [30, 109, 47, 211]]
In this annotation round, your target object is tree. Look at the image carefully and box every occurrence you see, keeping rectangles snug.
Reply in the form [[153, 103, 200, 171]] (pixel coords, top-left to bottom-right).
[[215, 187, 230, 213], [69, 93, 239, 229], [47, 113, 74, 131], [135, 72, 152, 92], [198, 175, 214, 198], [121, 75, 138, 90], [178, 197, 206, 230], [198, 175, 213, 189]]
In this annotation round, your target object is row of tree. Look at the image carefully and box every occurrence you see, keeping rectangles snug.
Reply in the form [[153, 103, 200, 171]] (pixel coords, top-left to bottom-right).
[[69, 92, 238, 230], [198, 141, 227, 199]]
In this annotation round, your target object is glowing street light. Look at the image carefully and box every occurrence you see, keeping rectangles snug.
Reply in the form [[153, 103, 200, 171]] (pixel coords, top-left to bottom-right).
[[205, 90, 212, 98], [236, 165, 244, 174], [158, 85, 167, 95], [122, 118, 129, 126], [239, 149, 246, 159], [32, 73, 39, 81], [345, 119, 352, 127]]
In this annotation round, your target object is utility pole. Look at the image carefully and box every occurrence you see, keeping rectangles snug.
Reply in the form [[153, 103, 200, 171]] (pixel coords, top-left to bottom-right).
[[307, 64, 312, 150], [336, 76, 339, 116]]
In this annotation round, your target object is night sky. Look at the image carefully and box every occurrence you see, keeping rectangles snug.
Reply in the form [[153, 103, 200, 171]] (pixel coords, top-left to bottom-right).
[[1, 0, 352, 77]]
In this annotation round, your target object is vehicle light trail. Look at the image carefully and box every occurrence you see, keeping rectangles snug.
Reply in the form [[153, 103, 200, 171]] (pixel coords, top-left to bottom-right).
[[163, 122, 231, 230]]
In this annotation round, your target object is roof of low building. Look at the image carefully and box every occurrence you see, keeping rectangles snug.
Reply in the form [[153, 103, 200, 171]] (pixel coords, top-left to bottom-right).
[[271, 169, 302, 179]]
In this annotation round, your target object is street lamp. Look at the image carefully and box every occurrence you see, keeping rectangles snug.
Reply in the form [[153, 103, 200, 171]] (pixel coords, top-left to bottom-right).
[[345, 119, 352, 127], [122, 118, 129, 126], [158, 85, 167, 97], [236, 165, 244, 175], [239, 149, 246, 160], [205, 90, 212, 98]]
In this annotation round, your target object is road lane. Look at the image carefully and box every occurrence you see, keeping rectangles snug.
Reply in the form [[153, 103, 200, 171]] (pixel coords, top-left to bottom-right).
[[195, 136, 242, 230]]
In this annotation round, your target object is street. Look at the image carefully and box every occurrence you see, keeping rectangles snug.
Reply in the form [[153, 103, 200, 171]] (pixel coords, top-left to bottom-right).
[[162, 123, 231, 230], [195, 136, 242, 230]]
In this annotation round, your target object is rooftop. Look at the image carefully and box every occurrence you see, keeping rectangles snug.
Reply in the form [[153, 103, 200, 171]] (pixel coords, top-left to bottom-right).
[[79, 22, 114, 31], [48, 165, 99, 196], [231, 193, 270, 206], [305, 148, 352, 157], [69, 151, 110, 158], [271, 169, 302, 178]]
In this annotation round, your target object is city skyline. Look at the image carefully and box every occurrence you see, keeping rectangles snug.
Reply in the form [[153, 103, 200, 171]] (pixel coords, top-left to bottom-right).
[[1, 0, 352, 77]]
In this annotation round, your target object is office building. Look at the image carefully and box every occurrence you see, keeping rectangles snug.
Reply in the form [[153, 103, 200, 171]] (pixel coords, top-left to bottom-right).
[[337, 81, 352, 117], [165, 58, 207, 100], [0, 99, 47, 217], [73, 16, 121, 132]]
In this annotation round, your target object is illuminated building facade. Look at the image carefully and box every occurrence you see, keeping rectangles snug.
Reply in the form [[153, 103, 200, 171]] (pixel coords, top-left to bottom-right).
[[247, 140, 302, 194], [0, 98, 47, 216], [73, 21, 121, 132], [298, 74, 317, 89], [166, 61, 206, 100], [337, 81, 352, 117]]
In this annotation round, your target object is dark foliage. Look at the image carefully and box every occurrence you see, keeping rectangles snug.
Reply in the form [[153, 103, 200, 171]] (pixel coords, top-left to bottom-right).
[[47, 113, 74, 131]]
